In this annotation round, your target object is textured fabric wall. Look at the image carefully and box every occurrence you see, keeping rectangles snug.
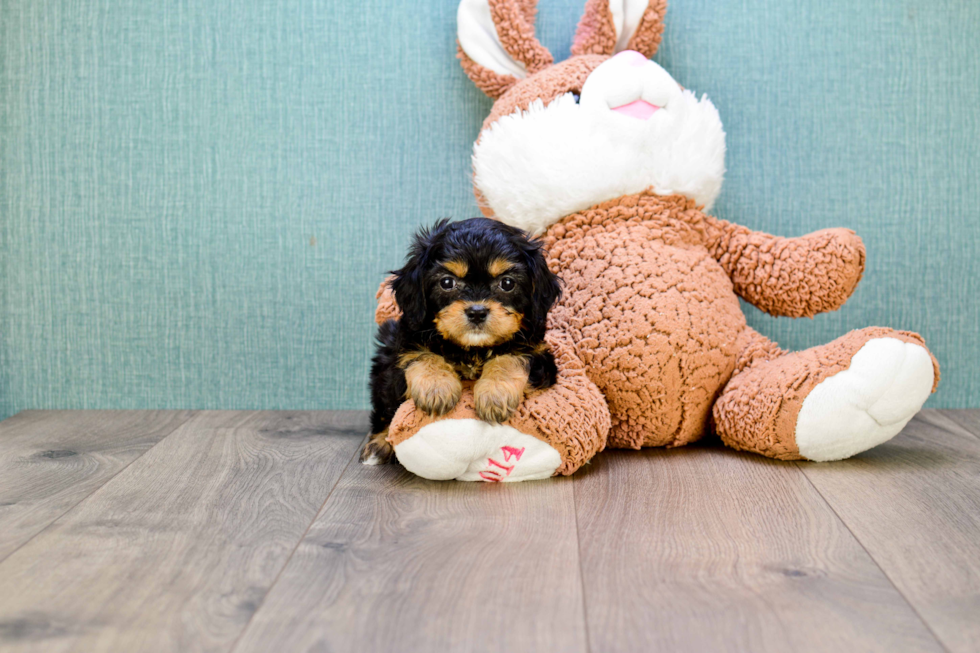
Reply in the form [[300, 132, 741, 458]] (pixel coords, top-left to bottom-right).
[[1, 0, 977, 419]]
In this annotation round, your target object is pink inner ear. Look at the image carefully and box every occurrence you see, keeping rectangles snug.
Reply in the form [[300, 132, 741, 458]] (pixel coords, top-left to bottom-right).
[[611, 99, 661, 120]]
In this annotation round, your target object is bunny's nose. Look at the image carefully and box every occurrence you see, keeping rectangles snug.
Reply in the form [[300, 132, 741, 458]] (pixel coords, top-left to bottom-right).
[[613, 49, 648, 67], [464, 305, 490, 324]]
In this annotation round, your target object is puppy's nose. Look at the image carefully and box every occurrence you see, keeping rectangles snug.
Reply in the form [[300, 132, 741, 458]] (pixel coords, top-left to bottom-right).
[[464, 304, 489, 324]]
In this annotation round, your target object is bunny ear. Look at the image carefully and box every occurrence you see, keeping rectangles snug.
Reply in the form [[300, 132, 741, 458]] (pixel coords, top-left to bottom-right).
[[457, 0, 553, 99], [572, 0, 667, 58], [456, 46, 521, 99], [624, 0, 667, 58], [514, 0, 539, 24]]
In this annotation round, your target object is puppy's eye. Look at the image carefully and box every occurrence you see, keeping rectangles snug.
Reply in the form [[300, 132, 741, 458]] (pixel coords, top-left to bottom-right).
[[499, 277, 515, 292], [439, 277, 456, 290]]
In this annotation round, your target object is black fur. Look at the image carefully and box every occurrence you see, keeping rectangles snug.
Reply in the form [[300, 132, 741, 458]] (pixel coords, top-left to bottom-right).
[[366, 218, 562, 460], [368, 318, 408, 436]]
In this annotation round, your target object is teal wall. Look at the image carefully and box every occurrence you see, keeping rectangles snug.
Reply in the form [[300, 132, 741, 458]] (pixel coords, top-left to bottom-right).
[[1, 0, 977, 419]]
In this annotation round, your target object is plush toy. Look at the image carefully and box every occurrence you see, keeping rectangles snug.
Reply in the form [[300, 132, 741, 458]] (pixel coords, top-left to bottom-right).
[[374, 0, 940, 482]]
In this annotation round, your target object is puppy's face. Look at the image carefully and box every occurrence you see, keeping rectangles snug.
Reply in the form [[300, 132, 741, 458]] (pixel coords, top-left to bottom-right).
[[430, 250, 526, 348], [392, 218, 561, 348]]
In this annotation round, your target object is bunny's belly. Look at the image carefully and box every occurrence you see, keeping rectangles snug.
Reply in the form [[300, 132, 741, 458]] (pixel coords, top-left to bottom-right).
[[549, 233, 746, 449]]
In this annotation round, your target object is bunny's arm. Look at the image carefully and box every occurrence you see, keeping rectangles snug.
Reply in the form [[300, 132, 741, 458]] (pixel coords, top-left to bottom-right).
[[375, 276, 401, 325], [700, 214, 866, 318]]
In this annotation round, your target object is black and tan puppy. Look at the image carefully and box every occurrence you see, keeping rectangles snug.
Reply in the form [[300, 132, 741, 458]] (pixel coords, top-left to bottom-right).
[[362, 218, 562, 464]]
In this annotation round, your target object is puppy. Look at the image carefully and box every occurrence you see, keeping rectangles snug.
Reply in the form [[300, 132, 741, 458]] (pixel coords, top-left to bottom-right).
[[361, 218, 562, 464]]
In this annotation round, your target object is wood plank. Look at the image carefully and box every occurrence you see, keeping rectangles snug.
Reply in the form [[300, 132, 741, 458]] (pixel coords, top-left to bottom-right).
[[232, 461, 587, 653], [0, 410, 193, 561], [0, 410, 365, 653], [574, 445, 944, 653], [942, 409, 980, 440], [800, 410, 980, 653]]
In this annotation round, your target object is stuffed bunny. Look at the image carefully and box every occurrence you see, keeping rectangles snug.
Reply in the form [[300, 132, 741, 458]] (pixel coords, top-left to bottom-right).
[[374, 0, 939, 481]]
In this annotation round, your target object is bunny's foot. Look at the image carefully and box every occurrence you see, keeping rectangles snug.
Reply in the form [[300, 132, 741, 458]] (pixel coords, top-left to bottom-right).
[[794, 337, 935, 461], [713, 327, 939, 461]]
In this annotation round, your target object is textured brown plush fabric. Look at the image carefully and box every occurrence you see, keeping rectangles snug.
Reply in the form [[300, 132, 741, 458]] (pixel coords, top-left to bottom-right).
[[730, 326, 785, 374], [386, 330, 610, 476], [515, 0, 539, 24], [488, 0, 554, 75], [703, 219, 866, 318], [570, 0, 666, 58], [482, 55, 608, 133], [571, 0, 618, 56], [538, 191, 935, 450], [457, 45, 520, 100], [542, 191, 748, 449], [374, 276, 400, 325], [713, 327, 941, 459], [625, 0, 668, 58], [456, 0, 553, 99]]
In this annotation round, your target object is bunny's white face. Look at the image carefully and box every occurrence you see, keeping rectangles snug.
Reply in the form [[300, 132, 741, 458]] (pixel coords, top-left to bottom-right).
[[472, 51, 726, 235]]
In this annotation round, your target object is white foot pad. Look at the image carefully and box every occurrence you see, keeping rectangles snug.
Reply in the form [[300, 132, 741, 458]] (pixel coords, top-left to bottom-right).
[[393, 419, 562, 482], [795, 338, 934, 461]]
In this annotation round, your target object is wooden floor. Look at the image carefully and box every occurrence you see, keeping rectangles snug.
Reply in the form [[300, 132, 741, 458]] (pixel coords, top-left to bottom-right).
[[0, 410, 977, 652]]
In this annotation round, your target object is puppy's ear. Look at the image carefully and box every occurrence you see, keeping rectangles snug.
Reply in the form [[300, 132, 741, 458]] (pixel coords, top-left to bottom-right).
[[391, 219, 451, 330], [521, 237, 561, 338]]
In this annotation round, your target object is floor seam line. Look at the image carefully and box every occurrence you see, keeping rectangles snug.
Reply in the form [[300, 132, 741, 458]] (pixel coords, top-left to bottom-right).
[[226, 431, 364, 653], [794, 461, 952, 653], [0, 410, 198, 567], [572, 476, 594, 653], [938, 410, 980, 443]]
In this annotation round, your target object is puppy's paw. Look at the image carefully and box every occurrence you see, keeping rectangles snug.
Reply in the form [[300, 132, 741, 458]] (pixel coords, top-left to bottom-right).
[[409, 374, 463, 416], [474, 380, 523, 423], [475, 354, 529, 423], [405, 354, 463, 416], [474, 376, 524, 423], [361, 430, 396, 465]]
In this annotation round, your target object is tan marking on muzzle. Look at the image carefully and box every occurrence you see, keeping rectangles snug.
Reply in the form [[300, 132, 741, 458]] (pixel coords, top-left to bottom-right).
[[434, 300, 522, 348]]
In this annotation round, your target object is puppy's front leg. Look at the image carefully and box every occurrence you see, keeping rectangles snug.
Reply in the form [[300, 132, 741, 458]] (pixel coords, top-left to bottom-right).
[[403, 353, 463, 416], [475, 355, 529, 423]]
